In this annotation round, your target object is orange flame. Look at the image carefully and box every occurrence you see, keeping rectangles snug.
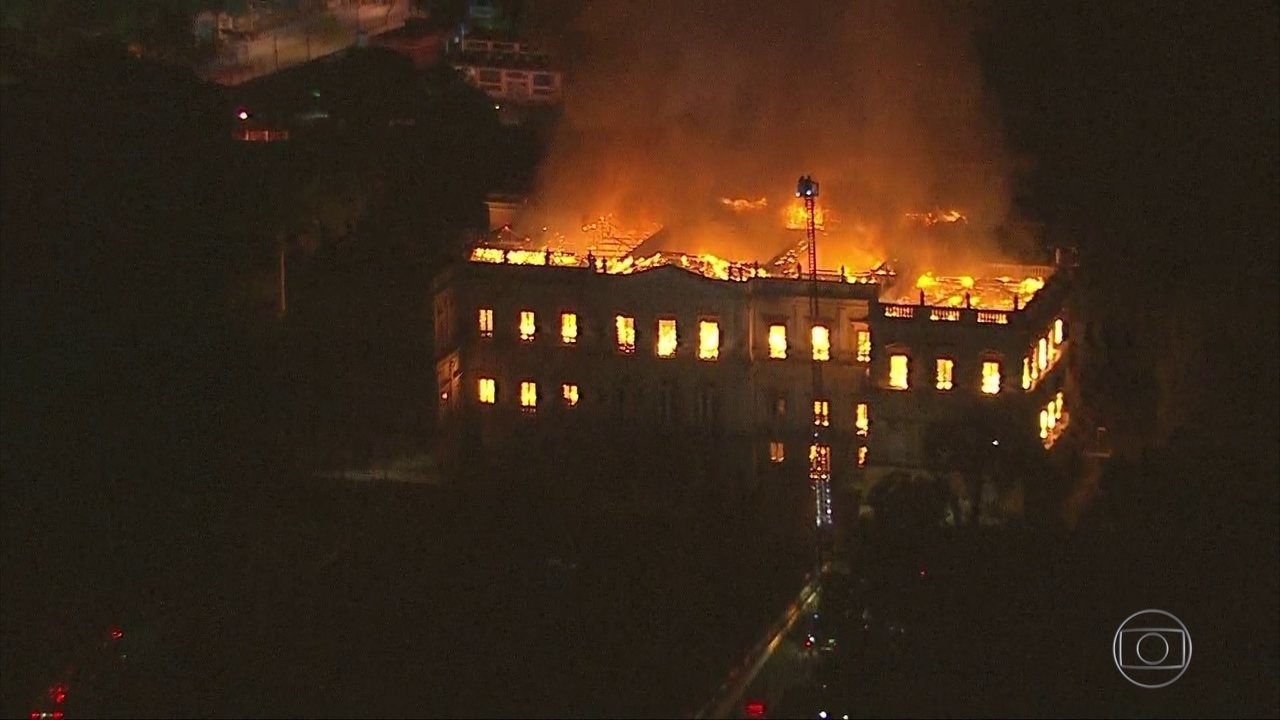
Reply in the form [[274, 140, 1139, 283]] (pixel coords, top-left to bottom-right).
[[720, 197, 768, 211], [905, 209, 968, 227], [784, 201, 826, 230]]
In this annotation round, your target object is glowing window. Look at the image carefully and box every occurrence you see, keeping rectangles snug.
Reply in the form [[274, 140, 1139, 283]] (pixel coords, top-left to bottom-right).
[[520, 381, 537, 411], [1037, 337, 1048, 370], [1054, 318, 1064, 345], [560, 312, 577, 345], [478, 377, 496, 404], [855, 403, 869, 436], [889, 354, 909, 390], [769, 441, 785, 463], [857, 446, 868, 468], [809, 444, 831, 480], [699, 320, 720, 360], [478, 308, 493, 338], [1022, 358, 1032, 390], [615, 315, 635, 354], [562, 383, 579, 407], [811, 325, 830, 362], [768, 324, 787, 359], [813, 400, 830, 427], [936, 359, 954, 391], [856, 329, 872, 363], [656, 318, 678, 358], [519, 310, 536, 342], [1039, 409, 1050, 439], [1054, 390, 1064, 421], [981, 361, 1001, 395]]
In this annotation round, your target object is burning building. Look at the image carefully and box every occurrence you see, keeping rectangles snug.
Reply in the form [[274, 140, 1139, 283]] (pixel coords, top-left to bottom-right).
[[431, 223, 1078, 518], [428, 0, 1079, 522]]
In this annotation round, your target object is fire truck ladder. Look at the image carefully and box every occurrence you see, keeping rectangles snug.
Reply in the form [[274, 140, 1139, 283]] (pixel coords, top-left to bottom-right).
[[798, 176, 834, 533]]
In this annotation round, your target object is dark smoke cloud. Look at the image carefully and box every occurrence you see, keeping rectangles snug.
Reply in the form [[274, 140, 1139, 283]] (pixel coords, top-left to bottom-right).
[[521, 0, 1026, 273]]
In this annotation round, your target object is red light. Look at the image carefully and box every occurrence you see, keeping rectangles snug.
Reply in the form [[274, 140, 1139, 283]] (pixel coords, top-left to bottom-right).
[[745, 700, 767, 717], [109, 627, 124, 641], [53, 713, 64, 720], [48, 684, 68, 704], [919, 568, 927, 579]]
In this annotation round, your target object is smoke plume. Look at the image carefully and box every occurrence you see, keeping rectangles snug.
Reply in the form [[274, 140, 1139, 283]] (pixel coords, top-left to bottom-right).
[[520, 0, 1026, 274]]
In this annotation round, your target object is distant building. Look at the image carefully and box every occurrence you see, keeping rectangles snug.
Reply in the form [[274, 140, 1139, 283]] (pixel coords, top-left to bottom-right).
[[448, 32, 562, 107], [465, 0, 527, 32], [370, 20, 448, 69]]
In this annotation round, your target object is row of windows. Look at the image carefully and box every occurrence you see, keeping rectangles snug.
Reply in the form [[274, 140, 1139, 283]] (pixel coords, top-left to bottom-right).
[[477, 377, 873, 435], [887, 355, 1004, 394], [1023, 318, 1067, 390], [767, 441, 869, 469], [1040, 390, 1068, 448], [476, 377, 722, 422], [806, 400, 871, 436], [478, 307, 872, 363], [478, 377, 579, 410]]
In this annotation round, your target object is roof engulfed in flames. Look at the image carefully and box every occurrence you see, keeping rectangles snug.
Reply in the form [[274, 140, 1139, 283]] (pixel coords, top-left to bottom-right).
[[469, 245, 773, 282], [903, 271, 1047, 310], [474, 202, 1050, 309]]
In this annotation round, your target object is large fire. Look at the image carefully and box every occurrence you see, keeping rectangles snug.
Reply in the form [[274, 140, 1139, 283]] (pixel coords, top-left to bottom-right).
[[469, 245, 772, 282], [784, 201, 827, 230], [904, 272, 1045, 310], [482, 194, 1048, 310]]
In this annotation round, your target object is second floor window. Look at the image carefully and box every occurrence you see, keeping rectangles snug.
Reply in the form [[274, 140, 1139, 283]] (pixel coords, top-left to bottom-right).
[[478, 308, 493, 338], [519, 310, 536, 342], [562, 383, 579, 407], [981, 361, 1001, 395], [615, 315, 635, 354], [856, 328, 872, 363], [855, 403, 869, 436], [657, 318, 678, 358], [889, 354, 910, 390], [698, 320, 720, 360], [478, 377, 496, 404], [769, 324, 787, 359], [811, 325, 830, 362], [520, 381, 537, 412], [560, 312, 577, 345], [936, 358, 954, 391], [813, 399, 830, 427]]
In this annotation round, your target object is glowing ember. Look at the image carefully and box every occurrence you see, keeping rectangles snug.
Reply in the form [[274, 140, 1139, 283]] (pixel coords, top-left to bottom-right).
[[784, 201, 827, 230], [720, 197, 768, 211], [904, 209, 968, 226]]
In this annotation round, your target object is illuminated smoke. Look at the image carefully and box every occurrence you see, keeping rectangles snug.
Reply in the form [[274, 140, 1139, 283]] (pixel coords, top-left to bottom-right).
[[519, 0, 1028, 274]]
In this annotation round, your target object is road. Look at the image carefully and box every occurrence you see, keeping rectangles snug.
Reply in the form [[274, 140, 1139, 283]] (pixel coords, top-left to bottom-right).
[[697, 574, 820, 719]]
